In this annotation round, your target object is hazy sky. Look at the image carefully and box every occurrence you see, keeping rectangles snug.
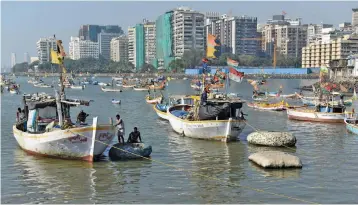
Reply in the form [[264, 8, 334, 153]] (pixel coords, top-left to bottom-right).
[[1, 1, 357, 67]]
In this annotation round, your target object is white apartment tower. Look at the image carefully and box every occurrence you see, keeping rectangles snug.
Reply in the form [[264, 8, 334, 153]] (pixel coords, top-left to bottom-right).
[[171, 7, 205, 58], [36, 37, 57, 64], [11, 53, 16, 68], [143, 21, 156, 65], [69, 36, 99, 60], [110, 36, 129, 62], [128, 27, 136, 67], [352, 8, 358, 27]]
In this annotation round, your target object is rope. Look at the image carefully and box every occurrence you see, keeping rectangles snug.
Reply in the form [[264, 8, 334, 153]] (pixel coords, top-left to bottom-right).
[[66, 128, 319, 204]]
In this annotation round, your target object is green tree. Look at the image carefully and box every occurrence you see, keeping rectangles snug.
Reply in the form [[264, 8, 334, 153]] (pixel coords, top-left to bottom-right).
[[12, 62, 28, 73], [168, 59, 185, 72], [182, 49, 204, 68], [140, 63, 156, 73]]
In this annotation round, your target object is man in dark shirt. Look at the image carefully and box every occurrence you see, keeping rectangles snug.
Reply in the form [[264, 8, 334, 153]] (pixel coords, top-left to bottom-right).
[[201, 88, 208, 105], [127, 127, 142, 143]]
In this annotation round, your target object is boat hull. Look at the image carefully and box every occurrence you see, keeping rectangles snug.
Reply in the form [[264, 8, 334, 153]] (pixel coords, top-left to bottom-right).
[[101, 87, 121, 92], [247, 103, 285, 111], [153, 104, 168, 120], [146, 96, 162, 104], [345, 119, 358, 134], [167, 111, 246, 142], [133, 87, 149, 91], [109, 143, 152, 160], [287, 109, 345, 123], [12, 124, 115, 162]]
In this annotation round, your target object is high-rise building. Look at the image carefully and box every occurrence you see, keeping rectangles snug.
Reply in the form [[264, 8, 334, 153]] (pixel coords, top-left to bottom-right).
[[128, 27, 136, 67], [24, 52, 29, 63], [11, 53, 16, 68], [302, 35, 358, 68], [127, 20, 156, 70], [98, 33, 121, 60], [307, 24, 334, 45], [352, 8, 358, 27], [69, 36, 99, 60], [155, 11, 174, 70], [110, 36, 129, 62], [36, 37, 57, 64], [79, 25, 123, 42], [206, 14, 259, 55], [171, 7, 205, 58]]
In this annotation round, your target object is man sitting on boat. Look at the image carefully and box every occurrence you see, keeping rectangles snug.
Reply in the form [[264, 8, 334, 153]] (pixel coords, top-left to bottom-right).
[[127, 127, 142, 143], [77, 110, 89, 124]]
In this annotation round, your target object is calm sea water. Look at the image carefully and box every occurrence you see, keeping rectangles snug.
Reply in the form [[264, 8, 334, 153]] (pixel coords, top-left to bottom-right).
[[1, 77, 358, 203]]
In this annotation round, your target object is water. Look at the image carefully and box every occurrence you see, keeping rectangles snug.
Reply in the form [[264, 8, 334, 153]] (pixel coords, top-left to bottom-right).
[[1, 77, 358, 203]]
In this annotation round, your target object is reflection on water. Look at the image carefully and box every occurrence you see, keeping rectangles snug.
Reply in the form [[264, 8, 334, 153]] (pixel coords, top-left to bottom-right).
[[1, 77, 358, 203]]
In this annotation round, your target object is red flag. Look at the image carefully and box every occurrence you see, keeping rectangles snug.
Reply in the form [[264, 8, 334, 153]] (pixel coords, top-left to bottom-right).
[[282, 11, 287, 15]]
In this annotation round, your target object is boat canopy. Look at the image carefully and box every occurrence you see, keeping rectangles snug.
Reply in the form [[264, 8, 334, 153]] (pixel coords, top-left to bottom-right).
[[27, 98, 90, 110]]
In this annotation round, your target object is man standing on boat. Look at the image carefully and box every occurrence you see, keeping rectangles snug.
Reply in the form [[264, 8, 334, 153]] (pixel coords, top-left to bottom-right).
[[115, 114, 125, 144], [201, 87, 209, 105]]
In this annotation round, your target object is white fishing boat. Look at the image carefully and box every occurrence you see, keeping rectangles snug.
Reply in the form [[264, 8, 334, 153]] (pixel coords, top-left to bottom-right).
[[145, 95, 163, 104], [10, 89, 18, 94], [133, 86, 149, 91], [112, 77, 123, 81], [287, 105, 346, 123], [153, 95, 200, 120], [247, 100, 287, 111], [12, 38, 115, 162], [167, 98, 246, 142], [70, 85, 85, 90], [111, 99, 121, 104], [122, 84, 135, 88], [101, 87, 122, 92], [98, 82, 107, 86]]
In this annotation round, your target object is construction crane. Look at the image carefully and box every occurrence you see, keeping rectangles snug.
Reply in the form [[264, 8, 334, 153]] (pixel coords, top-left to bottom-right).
[[240, 37, 277, 68]]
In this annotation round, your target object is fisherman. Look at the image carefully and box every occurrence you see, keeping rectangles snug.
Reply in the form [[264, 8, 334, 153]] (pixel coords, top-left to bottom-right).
[[201, 87, 209, 105], [339, 94, 344, 106], [114, 114, 125, 144], [77, 110, 89, 124], [127, 127, 142, 143]]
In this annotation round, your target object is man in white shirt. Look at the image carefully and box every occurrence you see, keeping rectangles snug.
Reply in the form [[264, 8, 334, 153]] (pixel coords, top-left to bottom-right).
[[114, 114, 125, 143]]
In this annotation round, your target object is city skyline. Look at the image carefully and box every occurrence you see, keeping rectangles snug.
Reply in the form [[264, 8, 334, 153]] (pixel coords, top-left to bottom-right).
[[1, 1, 357, 68]]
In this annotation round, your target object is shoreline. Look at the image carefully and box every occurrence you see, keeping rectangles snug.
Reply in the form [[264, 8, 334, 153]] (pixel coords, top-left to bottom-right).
[[12, 72, 320, 79]]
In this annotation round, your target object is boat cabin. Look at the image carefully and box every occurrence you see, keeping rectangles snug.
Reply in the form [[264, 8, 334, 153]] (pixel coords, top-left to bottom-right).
[[315, 104, 345, 113], [17, 95, 90, 134]]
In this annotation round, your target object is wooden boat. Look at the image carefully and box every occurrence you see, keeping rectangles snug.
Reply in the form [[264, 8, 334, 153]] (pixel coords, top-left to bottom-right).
[[296, 93, 353, 106], [247, 100, 287, 111], [10, 89, 18, 94], [153, 95, 200, 120], [109, 143, 152, 160], [101, 86, 122, 92], [145, 95, 163, 104], [287, 105, 346, 123], [122, 84, 135, 88], [98, 82, 107, 86], [252, 95, 268, 102], [148, 83, 165, 90], [111, 99, 121, 104], [190, 84, 201, 91], [12, 38, 115, 162], [167, 99, 246, 142], [34, 83, 53, 88], [266, 92, 297, 99], [70, 85, 84, 90], [344, 113, 358, 134], [133, 86, 149, 91]]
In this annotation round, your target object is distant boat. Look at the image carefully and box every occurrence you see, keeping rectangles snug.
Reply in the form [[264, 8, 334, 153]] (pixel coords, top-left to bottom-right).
[[111, 99, 121, 104], [133, 86, 149, 91], [101, 87, 122, 92], [71, 85, 85, 90]]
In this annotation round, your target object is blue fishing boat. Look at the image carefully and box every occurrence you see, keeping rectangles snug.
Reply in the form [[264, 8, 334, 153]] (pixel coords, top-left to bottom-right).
[[344, 113, 358, 135]]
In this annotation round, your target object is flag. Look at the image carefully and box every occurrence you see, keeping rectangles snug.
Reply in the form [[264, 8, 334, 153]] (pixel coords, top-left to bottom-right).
[[282, 11, 287, 15], [227, 58, 239, 67], [50, 49, 61, 64], [229, 67, 244, 83]]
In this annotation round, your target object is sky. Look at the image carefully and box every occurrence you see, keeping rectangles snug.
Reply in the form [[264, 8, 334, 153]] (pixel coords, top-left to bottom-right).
[[1, 1, 357, 68]]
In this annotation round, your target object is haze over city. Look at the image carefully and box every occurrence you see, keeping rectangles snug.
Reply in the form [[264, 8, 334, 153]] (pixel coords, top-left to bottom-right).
[[1, 1, 357, 69]]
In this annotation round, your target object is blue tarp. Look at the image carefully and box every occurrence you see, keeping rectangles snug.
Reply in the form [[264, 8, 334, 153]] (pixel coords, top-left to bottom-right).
[[171, 110, 188, 117], [156, 104, 168, 112]]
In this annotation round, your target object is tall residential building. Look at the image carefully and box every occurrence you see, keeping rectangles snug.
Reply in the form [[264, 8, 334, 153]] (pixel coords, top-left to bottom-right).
[[352, 8, 358, 27], [24, 52, 29, 63], [302, 35, 358, 68], [171, 7, 205, 58], [261, 22, 308, 58], [307, 24, 334, 45], [78, 25, 123, 42], [127, 20, 156, 70], [155, 11, 174, 70], [128, 27, 136, 67], [110, 36, 129, 62], [11, 53, 16, 68], [36, 37, 57, 64], [98, 33, 121, 60], [69, 36, 99, 60], [206, 14, 259, 55]]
